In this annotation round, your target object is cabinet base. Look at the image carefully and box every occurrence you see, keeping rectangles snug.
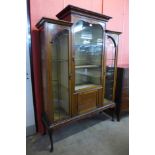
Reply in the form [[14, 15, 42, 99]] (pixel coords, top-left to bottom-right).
[[42, 103, 115, 152]]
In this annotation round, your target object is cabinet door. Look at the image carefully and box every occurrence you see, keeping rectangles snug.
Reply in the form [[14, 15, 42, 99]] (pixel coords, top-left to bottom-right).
[[104, 35, 117, 103], [73, 20, 104, 91], [78, 90, 98, 114], [43, 23, 71, 122]]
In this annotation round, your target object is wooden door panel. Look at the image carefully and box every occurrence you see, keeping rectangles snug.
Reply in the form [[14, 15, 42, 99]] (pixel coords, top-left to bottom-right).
[[78, 90, 98, 114]]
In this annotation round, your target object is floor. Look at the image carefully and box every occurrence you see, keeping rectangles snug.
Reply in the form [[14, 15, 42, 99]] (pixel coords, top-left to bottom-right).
[[27, 112, 129, 155]]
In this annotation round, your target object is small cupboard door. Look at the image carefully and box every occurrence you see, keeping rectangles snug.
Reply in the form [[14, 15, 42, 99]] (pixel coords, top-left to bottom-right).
[[78, 90, 98, 114]]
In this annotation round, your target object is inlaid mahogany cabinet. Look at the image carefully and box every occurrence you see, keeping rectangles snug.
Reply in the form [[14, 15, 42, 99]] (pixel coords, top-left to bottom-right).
[[36, 5, 121, 151]]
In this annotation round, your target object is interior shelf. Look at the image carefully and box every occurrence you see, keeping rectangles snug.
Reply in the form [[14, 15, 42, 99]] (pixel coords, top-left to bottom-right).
[[74, 43, 102, 47], [75, 65, 101, 69], [76, 70, 101, 77], [75, 84, 100, 91]]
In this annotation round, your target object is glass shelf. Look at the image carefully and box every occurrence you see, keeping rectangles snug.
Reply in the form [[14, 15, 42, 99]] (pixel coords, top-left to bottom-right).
[[75, 84, 100, 91], [75, 65, 101, 69], [74, 44, 102, 47], [76, 70, 101, 78]]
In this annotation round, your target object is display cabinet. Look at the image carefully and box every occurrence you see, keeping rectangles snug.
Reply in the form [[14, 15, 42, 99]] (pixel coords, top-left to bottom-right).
[[36, 5, 121, 152]]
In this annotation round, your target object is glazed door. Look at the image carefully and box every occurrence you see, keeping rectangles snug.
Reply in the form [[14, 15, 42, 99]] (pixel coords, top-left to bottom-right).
[[73, 20, 104, 91], [104, 34, 117, 103], [45, 23, 71, 122]]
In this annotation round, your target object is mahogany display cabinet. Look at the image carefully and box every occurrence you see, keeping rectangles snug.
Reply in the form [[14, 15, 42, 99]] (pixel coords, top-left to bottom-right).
[[36, 5, 121, 151]]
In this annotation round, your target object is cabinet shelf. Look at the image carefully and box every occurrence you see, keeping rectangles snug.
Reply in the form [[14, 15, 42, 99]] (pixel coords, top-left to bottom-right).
[[76, 70, 101, 77], [75, 84, 100, 91], [74, 43, 102, 47], [75, 65, 101, 69]]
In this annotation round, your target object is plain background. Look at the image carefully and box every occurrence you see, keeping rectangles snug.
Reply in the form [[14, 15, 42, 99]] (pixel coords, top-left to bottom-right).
[[0, 0, 155, 155]]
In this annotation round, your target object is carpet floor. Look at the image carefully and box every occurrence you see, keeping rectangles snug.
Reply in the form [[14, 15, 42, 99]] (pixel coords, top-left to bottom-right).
[[27, 112, 129, 155]]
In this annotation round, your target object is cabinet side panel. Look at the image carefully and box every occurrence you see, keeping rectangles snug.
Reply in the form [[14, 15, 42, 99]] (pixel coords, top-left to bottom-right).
[[45, 23, 54, 122], [40, 27, 48, 115], [40, 24, 53, 123]]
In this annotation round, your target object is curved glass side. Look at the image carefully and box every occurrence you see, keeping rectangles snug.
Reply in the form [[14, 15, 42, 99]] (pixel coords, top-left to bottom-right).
[[104, 35, 116, 103], [73, 20, 103, 91]]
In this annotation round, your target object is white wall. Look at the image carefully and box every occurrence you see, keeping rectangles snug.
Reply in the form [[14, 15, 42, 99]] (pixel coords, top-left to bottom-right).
[[26, 5, 36, 136]]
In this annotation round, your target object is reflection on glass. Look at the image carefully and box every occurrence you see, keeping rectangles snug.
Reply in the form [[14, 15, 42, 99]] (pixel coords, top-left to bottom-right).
[[106, 38, 115, 60], [51, 29, 70, 121], [73, 20, 103, 90], [104, 36, 116, 101]]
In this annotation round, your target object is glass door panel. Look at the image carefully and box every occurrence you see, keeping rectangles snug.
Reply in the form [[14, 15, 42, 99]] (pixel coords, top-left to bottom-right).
[[106, 60, 115, 67], [51, 28, 70, 121], [73, 20, 103, 91], [104, 36, 116, 102]]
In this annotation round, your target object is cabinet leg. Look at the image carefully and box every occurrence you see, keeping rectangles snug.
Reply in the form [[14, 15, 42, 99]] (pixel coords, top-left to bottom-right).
[[111, 108, 115, 121], [116, 112, 120, 122], [42, 122, 47, 135], [116, 104, 120, 121], [48, 129, 53, 152], [42, 112, 53, 151]]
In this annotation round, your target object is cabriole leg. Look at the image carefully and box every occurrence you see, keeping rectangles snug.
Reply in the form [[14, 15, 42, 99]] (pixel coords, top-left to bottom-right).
[[48, 129, 53, 152], [111, 107, 115, 121], [116, 104, 120, 121]]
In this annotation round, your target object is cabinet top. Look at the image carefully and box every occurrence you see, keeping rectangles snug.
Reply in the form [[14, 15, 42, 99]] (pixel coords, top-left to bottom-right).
[[56, 5, 112, 22], [36, 17, 73, 29]]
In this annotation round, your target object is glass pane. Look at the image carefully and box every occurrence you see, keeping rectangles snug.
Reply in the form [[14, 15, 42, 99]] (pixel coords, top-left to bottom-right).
[[104, 36, 116, 102], [51, 28, 70, 121], [106, 60, 115, 67], [106, 37, 116, 60], [73, 20, 103, 90]]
